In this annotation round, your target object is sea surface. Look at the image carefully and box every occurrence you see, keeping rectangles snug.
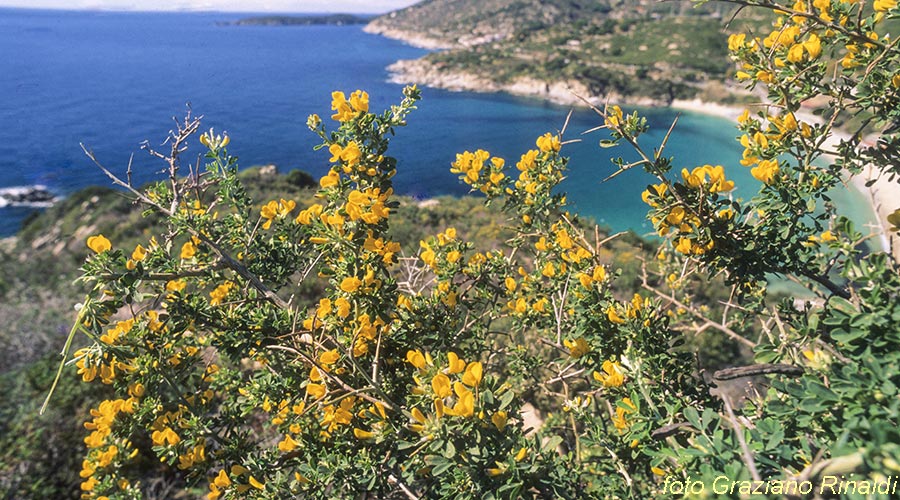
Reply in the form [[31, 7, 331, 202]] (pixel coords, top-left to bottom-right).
[[0, 8, 878, 239]]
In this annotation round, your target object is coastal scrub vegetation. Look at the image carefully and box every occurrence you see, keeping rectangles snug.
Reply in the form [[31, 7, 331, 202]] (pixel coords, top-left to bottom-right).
[[19, 0, 900, 498]]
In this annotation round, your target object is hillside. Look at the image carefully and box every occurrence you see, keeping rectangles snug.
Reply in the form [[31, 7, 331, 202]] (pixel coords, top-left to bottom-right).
[[366, 0, 764, 106]]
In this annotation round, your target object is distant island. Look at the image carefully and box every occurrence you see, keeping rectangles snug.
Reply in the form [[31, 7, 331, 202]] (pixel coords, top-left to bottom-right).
[[224, 14, 373, 27]]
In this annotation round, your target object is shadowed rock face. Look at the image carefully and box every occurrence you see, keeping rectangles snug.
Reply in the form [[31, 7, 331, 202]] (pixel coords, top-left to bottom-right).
[[0, 186, 57, 207]]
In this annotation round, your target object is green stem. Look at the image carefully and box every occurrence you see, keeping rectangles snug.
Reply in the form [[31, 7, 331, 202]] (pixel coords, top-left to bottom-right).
[[40, 296, 91, 415]]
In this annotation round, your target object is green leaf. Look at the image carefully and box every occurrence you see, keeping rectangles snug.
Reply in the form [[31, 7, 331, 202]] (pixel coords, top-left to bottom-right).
[[683, 406, 701, 429]]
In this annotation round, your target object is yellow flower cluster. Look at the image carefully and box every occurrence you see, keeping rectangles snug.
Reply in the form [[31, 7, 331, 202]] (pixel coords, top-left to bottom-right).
[[75, 348, 135, 385], [680, 165, 735, 193], [208, 465, 265, 498], [199, 128, 230, 150], [331, 90, 369, 122], [261, 198, 296, 230], [329, 141, 362, 167], [593, 360, 625, 388], [641, 182, 667, 207], [563, 337, 589, 358], [419, 227, 459, 270], [511, 134, 564, 206], [606, 294, 650, 324], [611, 397, 636, 431], [450, 149, 507, 195], [209, 281, 234, 306], [345, 187, 391, 224], [81, 398, 137, 496], [407, 351, 486, 430], [99, 318, 133, 346]]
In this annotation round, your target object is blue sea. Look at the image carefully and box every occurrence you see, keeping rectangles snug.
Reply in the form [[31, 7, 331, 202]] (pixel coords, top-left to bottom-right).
[[0, 8, 878, 238]]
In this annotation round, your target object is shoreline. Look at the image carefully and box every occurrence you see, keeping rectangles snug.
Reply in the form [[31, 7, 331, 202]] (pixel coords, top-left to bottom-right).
[[383, 57, 897, 259]]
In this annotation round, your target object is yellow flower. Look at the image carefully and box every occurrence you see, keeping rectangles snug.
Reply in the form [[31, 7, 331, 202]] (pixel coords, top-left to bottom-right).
[[214, 469, 231, 488], [563, 337, 589, 358], [728, 33, 746, 51], [874, 0, 897, 11], [248, 476, 265, 490], [319, 170, 340, 188], [209, 282, 233, 306], [353, 428, 375, 440], [491, 411, 508, 431], [461, 361, 483, 387], [536, 132, 561, 152], [514, 447, 528, 462], [447, 352, 466, 374], [486, 464, 507, 477], [611, 397, 636, 431], [804, 33, 822, 59], [406, 350, 427, 370], [180, 241, 197, 259], [593, 360, 625, 387], [751, 159, 780, 184], [541, 261, 556, 278], [306, 383, 326, 399], [606, 306, 626, 324], [87, 234, 112, 254], [349, 90, 369, 113], [432, 373, 452, 398], [131, 244, 147, 261], [151, 427, 181, 446], [340, 276, 362, 293], [605, 105, 623, 128], [445, 384, 475, 418]]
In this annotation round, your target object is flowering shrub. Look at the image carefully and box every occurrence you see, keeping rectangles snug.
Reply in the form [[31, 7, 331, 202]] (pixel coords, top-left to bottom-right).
[[50, 1, 900, 498]]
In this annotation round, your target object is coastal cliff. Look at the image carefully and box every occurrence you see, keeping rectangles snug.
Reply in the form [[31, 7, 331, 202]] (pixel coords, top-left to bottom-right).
[[367, 0, 757, 106]]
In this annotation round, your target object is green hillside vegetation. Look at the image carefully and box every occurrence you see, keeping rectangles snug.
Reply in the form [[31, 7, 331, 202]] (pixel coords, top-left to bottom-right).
[[369, 0, 770, 104]]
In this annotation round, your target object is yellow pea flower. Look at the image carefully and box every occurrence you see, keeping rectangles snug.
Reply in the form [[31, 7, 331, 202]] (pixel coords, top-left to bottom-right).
[[87, 234, 112, 254], [353, 428, 375, 440], [180, 241, 197, 259], [248, 476, 264, 490], [447, 352, 466, 374], [593, 360, 625, 387], [874, 0, 897, 11], [277, 434, 298, 452], [491, 411, 508, 431], [606, 306, 626, 324], [563, 337, 590, 358], [432, 373, 452, 398], [406, 350, 427, 370], [536, 132, 561, 152], [462, 361, 483, 387], [751, 159, 780, 184], [340, 276, 362, 293], [306, 383, 326, 400]]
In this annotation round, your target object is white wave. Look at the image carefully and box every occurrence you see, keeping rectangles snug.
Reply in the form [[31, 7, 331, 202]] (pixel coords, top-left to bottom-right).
[[0, 185, 57, 208]]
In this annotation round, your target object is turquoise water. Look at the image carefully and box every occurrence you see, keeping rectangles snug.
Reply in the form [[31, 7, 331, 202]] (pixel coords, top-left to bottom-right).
[[0, 8, 879, 241]]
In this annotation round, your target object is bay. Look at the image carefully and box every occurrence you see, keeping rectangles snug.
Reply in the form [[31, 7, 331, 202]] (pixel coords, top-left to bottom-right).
[[0, 8, 877, 240]]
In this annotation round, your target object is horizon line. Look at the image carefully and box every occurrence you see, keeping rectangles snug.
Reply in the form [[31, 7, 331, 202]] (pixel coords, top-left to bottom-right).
[[0, 5, 392, 15]]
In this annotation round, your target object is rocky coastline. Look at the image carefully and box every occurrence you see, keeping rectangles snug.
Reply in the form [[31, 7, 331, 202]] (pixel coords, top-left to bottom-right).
[[385, 58, 676, 108]]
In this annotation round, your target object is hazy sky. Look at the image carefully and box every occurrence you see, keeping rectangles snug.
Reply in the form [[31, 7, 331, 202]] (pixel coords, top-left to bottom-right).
[[0, 0, 420, 14]]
